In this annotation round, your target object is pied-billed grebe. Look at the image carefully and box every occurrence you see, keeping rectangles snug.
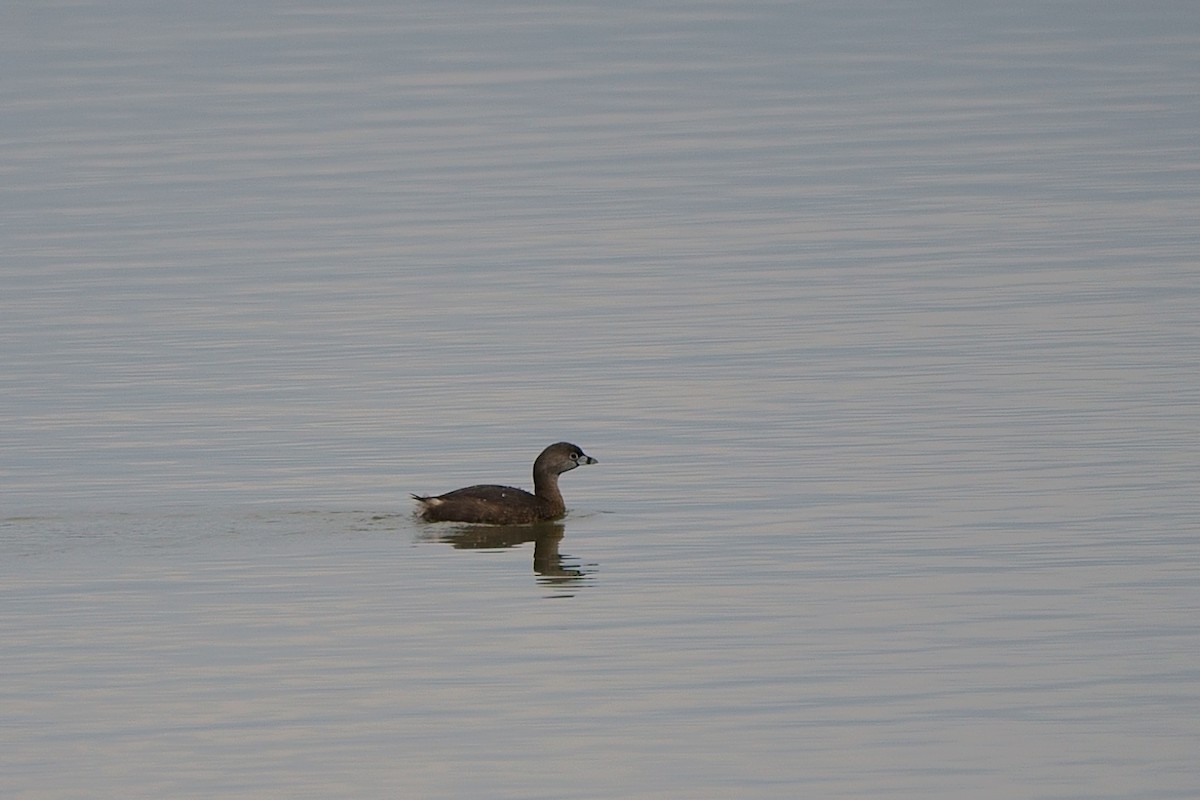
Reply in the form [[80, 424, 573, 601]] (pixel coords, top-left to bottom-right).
[[412, 442, 597, 525]]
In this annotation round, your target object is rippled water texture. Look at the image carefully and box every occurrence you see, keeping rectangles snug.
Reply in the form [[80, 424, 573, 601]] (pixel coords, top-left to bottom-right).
[[3, 1, 1198, 798]]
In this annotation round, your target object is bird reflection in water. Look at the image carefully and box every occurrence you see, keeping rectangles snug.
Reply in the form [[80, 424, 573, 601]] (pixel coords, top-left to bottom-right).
[[427, 521, 595, 594]]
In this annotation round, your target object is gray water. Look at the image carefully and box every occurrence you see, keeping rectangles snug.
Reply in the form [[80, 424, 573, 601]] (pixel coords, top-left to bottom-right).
[[3, 1, 1198, 798]]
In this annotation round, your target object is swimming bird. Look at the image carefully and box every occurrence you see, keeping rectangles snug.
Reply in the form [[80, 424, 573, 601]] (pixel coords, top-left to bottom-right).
[[412, 442, 597, 524]]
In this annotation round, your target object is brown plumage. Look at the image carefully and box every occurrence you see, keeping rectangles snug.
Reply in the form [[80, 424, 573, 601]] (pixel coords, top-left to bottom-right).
[[412, 442, 597, 525]]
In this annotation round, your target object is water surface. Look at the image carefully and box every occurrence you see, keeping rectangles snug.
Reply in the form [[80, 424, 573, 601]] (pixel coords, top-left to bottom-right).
[[3, 1, 1198, 798]]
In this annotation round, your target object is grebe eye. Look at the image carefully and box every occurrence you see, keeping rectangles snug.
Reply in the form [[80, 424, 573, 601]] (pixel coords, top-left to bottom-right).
[[570, 452, 580, 460]]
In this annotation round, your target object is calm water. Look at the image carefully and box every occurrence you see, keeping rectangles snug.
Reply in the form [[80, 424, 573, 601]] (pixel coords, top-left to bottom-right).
[[3, 1, 1198, 797]]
